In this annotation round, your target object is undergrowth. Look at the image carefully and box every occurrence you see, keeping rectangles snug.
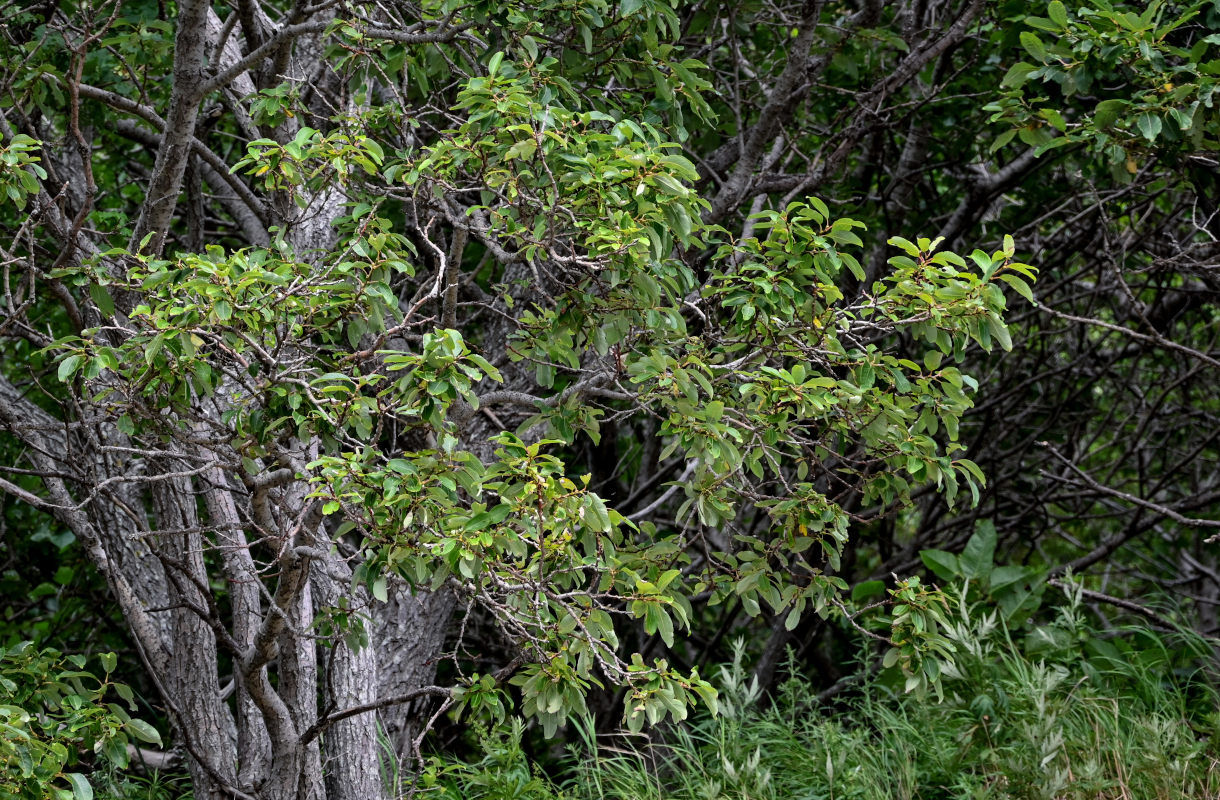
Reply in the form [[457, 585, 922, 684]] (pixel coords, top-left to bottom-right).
[[91, 584, 1220, 799], [424, 585, 1220, 800]]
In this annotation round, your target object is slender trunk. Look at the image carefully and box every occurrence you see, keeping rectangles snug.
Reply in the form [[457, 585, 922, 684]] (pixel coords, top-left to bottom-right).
[[131, 0, 213, 255]]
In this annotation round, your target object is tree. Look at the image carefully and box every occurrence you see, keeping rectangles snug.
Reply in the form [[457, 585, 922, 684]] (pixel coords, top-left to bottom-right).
[[15, 0, 1219, 797]]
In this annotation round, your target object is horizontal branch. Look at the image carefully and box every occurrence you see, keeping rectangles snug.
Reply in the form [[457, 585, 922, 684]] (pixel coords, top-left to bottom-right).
[[1047, 578, 1179, 630], [1035, 302, 1220, 371], [201, 19, 473, 95], [1039, 442, 1220, 530], [299, 685, 450, 745], [0, 475, 52, 509]]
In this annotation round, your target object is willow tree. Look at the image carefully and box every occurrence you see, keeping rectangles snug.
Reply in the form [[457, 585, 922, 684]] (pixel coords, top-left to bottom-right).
[[0, 1, 1026, 797]]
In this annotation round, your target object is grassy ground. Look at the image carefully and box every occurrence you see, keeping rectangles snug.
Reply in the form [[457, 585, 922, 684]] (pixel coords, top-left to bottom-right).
[[428, 595, 1220, 800]]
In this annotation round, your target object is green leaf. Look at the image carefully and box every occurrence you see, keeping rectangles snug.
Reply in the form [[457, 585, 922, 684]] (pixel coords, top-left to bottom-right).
[[1001, 62, 1037, 89], [997, 586, 1032, 619], [520, 35, 538, 62], [959, 520, 997, 580], [997, 273, 1035, 303], [988, 565, 1027, 593], [1019, 32, 1048, 62], [89, 283, 115, 317], [1136, 112, 1162, 142], [144, 333, 166, 365], [1093, 99, 1126, 129], [505, 138, 537, 161], [58, 354, 82, 382], [1047, 1, 1068, 28], [124, 718, 162, 745], [1168, 106, 1194, 132], [990, 128, 1017, 153], [988, 317, 1012, 351], [652, 173, 688, 196], [114, 682, 135, 708], [64, 773, 92, 800], [1040, 107, 1066, 132], [851, 580, 886, 602], [887, 236, 921, 257], [346, 318, 366, 349], [655, 606, 674, 646], [920, 549, 960, 581]]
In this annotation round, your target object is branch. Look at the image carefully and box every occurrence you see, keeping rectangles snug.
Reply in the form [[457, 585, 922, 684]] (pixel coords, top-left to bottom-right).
[[805, 0, 986, 193], [200, 19, 474, 95], [705, 0, 825, 222], [1034, 302, 1220, 371], [299, 685, 450, 746], [113, 119, 269, 244], [1038, 442, 1220, 530], [1047, 578, 1180, 630], [442, 227, 466, 329], [628, 462, 697, 521], [474, 373, 627, 412], [475, 389, 543, 410], [0, 475, 52, 510], [938, 144, 1057, 245], [0, 375, 66, 458]]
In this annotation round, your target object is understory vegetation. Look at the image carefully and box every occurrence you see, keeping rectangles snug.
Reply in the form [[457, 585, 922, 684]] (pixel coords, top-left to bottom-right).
[[424, 582, 1220, 800], [38, 604, 1220, 800]]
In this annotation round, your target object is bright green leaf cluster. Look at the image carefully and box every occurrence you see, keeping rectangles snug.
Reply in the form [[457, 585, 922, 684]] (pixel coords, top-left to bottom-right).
[[0, 643, 157, 800], [0, 133, 46, 211]]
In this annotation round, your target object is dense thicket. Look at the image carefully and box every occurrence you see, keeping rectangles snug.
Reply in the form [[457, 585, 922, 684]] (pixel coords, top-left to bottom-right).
[[0, 0, 1217, 798]]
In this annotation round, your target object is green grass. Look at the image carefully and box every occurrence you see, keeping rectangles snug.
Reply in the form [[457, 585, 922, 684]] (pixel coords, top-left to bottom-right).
[[429, 593, 1220, 800]]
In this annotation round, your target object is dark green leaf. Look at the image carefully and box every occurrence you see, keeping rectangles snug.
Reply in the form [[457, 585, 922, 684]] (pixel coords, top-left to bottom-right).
[[65, 773, 92, 800], [851, 580, 886, 602], [1093, 99, 1126, 128], [920, 550, 960, 581], [959, 520, 997, 580]]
